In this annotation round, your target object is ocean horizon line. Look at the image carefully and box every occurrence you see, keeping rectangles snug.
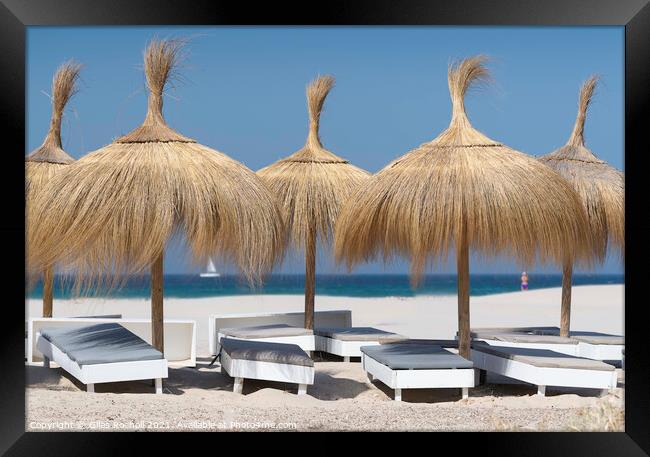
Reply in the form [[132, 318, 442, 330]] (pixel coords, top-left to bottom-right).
[[27, 273, 624, 300]]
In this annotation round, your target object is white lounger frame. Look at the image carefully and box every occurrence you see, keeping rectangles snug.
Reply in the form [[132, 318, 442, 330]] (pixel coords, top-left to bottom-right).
[[36, 332, 168, 394], [361, 353, 476, 401], [470, 348, 617, 396], [576, 342, 624, 362], [315, 335, 383, 361], [220, 350, 314, 395], [216, 332, 315, 355], [28, 318, 197, 368]]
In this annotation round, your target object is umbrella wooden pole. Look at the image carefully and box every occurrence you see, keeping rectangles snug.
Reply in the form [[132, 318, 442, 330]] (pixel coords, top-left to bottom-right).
[[151, 251, 164, 353], [457, 227, 471, 359], [304, 224, 316, 330], [560, 261, 573, 337], [42, 267, 54, 318]]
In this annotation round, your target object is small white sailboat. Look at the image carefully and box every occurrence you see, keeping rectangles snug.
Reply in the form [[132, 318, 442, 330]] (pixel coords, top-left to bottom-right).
[[200, 258, 220, 278]]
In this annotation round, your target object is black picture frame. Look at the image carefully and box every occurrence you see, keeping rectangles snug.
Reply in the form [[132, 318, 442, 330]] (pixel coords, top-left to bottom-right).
[[1, 0, 648, 453]]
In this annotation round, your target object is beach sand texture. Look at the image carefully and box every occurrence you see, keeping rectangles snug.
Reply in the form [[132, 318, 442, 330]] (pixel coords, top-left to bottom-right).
[[26, 285, 624, 431]]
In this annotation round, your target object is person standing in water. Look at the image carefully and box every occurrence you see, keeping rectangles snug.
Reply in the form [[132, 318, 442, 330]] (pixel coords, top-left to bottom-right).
[[521, 271, 529, 291]]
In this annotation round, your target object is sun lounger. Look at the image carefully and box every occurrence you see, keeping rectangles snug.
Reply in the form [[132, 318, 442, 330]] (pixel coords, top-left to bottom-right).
[[216, 324, 315, 354], [208, 310, 351, 356], [25, 315, 123, 362], [360, 342, 476, 401], [36, 323, 168, 394], [466, 327, 624, 363], [29, 317, 196, 367], [219, 338, 314, 395], [469, 331, 580, 356], [314, 327, 408, 361], [559, 331, 624, 362], [470, 343, 617, 396]]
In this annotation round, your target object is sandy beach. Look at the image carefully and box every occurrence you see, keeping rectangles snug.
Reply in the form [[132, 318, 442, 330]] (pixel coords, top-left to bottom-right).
[[25, 284, 624, 431]]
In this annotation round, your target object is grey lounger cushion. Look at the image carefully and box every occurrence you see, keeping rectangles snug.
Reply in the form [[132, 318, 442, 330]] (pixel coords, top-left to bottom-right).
[[360, 342, 473, 370], [220, 338, 314, 367], [534, 328, 624, 345], [471, 332, 577, 344], [396, 339, 461, 348], [39, 323, 163, 366], [220, 324, 313, 339], [473, 344, 615, 371], [314, 327, 408, 343], [470, 326, 560, 335]]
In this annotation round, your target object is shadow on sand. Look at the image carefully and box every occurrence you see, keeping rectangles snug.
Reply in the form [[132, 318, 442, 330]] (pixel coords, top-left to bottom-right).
[[26, 357, 617, 400]]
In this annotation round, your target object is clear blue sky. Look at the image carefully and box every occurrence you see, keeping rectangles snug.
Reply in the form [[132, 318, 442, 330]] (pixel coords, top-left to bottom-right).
[[27, 26, 624, 275]]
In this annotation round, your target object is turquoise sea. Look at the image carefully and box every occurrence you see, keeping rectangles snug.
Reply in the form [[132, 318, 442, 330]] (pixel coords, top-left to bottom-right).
[[27, 274, 624, 299]]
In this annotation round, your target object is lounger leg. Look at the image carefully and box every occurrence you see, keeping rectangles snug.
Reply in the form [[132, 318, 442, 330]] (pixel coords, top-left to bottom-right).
[[462, 387, 469, 400], [600, 389, 610, 397], [367, 373, 374, 382], [297, 384, 307, 395], [43, 356, 50, 368], [478, 369, 486, 385], [233, 377, 244, 394], [87, 383, 95, 393], [537, 385, 546, 396], [394, 388, 402, 402], [343, 356, 350, 363], [155, 378, 163, 394]]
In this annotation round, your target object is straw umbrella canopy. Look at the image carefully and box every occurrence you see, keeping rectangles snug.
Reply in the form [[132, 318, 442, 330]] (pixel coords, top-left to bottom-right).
[[25, 61, 82, 318], [27, 40, 286, 352], [538, 76, 624, 337], [258, 76, 369, 329], [334, 56, 591, 359]]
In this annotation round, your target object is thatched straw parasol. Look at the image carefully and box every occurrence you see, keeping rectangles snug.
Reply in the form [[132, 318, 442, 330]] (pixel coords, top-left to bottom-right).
[[26, 60, 82, 318], [258, 76, 369, 329], [334, 56, 591, 358], [27, 39, 286, 352], [538, 76, 624, 337]]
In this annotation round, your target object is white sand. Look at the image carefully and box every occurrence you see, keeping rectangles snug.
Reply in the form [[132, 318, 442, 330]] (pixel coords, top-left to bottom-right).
[[26, 285, 624, 431]]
